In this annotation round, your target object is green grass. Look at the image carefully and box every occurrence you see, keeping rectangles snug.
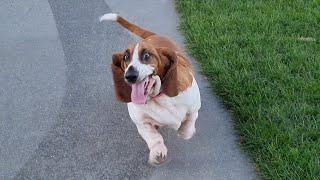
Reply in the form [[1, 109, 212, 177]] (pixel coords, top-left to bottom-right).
[[175, 0, 320, 179]]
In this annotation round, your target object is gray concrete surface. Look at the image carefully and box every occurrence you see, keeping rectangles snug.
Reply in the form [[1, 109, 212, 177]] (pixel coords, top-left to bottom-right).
[[0, 0, 66, 178], [0, 0, 257, 179]]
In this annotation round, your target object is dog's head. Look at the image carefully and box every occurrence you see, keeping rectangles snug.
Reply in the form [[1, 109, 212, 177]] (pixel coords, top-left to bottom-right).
[[111, 41, 192, 104]]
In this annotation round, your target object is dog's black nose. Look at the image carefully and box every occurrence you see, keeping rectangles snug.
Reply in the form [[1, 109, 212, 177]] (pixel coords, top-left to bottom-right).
[[125, 66, 139, 83]]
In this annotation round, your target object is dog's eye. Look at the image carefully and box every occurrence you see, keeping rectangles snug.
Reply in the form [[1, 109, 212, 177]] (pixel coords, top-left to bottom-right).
[[142, 51, 150, 61], [123, 53, 130, 61]]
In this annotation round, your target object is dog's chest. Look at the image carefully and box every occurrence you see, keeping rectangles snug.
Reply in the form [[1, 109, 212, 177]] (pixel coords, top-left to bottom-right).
[[127, 79, 201, 129], [128, 95, 190, 129], [146, 96, 188, 123]]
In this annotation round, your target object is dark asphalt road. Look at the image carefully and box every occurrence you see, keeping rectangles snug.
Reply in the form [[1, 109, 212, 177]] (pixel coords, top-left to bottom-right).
[[0, 0, 257, 179]]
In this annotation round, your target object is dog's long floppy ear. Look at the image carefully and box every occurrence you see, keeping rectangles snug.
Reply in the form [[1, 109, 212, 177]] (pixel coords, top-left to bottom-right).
[[157, 48, 193, 97], [111, 53, 131, 103], [157, 48, 180, 97]]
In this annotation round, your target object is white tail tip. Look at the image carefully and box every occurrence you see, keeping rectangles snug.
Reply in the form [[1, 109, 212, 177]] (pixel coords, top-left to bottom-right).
[[99, 13, 118, 22]]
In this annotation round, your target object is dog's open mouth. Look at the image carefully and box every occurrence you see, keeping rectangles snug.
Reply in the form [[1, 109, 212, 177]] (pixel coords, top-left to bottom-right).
[[131, 76, 156, 104]]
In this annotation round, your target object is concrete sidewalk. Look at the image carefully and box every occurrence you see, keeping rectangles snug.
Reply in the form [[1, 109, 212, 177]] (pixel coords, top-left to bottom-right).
[[105, 0, 257, 179], [0, 0, 257, 179]]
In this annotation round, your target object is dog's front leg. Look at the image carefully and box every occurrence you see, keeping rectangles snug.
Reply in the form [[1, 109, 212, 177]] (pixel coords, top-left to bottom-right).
[[135, 122, 167, 165]]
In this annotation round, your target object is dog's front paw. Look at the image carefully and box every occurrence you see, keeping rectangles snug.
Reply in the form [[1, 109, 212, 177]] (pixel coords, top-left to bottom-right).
[[148, 143, 167, 166]]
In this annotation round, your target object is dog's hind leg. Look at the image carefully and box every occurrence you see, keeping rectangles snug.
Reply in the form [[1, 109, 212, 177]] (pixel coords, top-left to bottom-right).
[[178, 111, 198, 140], [135, 122, 167, 166]]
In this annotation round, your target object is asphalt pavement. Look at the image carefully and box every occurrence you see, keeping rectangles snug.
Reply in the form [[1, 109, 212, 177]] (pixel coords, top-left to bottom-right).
[[0, 0, 257, 179]]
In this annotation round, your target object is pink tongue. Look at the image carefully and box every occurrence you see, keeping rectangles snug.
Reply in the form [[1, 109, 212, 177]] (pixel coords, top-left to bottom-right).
[[131, 78, 148, 104]]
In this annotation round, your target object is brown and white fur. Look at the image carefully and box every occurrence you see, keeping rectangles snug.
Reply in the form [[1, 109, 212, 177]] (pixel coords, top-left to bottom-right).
[[100, 13, 201, 166]]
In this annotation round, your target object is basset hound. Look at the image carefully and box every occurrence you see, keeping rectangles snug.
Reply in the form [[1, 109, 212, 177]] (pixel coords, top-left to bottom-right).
[[100, 13, 201, 166]]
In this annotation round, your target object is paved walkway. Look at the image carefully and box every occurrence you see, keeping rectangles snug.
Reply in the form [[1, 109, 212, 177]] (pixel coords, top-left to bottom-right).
[[0, 0, 257, 179]]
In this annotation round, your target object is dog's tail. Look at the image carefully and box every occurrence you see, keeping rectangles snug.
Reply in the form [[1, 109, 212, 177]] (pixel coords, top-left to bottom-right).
[[100, 13, 156, 39]]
